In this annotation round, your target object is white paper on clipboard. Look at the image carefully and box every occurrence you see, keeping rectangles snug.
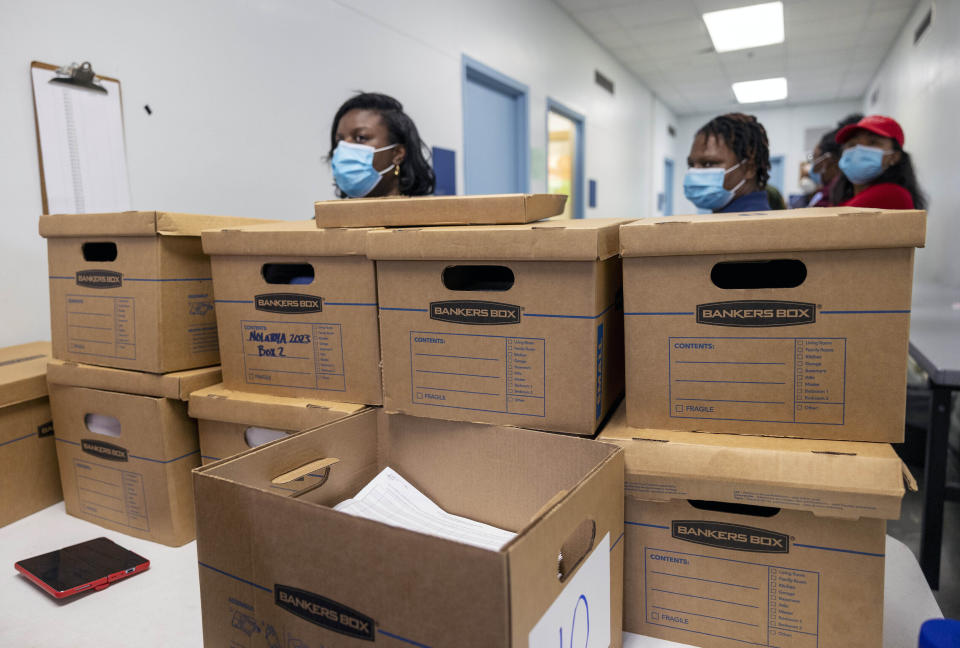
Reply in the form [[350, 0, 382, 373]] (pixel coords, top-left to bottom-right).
[[31, 66, 131, 214]]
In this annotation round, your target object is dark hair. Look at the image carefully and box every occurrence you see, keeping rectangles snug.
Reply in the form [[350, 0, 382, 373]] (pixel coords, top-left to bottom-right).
[[697, 113, 771, 189], [816, 113, 864, 158], [831, 143, 927, 210], [328, 92, 435, 197]]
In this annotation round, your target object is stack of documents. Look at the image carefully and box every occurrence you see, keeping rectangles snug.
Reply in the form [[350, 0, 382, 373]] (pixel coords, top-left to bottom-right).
[[334, 467, 516, 551]]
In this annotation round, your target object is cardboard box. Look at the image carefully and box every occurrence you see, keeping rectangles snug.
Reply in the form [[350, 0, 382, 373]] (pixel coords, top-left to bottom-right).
[[599, 403, 911, 648], [620, 207, 927, 441], [195, 409, 624, 648], [189, 383, 366, 464], [201, 221, 382, 405], [368, 218, 631, 435], [40, 210, 271, 373], [47, 359, 221, 546], [315, 193, 566, 228], [0, 342, 60, 527]]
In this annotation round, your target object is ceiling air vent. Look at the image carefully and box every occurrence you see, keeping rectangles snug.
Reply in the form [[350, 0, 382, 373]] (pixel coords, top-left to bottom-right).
[[914, 6, 932, 45], [594, 70, 614, 95]]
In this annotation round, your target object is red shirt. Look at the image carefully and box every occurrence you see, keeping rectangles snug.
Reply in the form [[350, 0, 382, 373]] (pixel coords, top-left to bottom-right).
[[842, 183, 914, 209]]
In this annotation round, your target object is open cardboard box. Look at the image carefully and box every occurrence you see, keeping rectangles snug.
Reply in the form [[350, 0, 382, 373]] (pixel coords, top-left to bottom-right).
[[314, 193, 566, 228], [194, 409, 624, 647], [202, 221, 382, 405], [368, 218, 631, 435], [40, 211, 271, 373], [47, 359, 220, 546], [620, 207, 926, 441], [189, 382, 366, 464], [599, 403, 913, 648], [0, 341, 60, 527]]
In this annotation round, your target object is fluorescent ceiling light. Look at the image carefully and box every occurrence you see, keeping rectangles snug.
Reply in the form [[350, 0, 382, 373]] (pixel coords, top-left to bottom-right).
[[732, 77, 788, 103], [703, 2, 784, 53]]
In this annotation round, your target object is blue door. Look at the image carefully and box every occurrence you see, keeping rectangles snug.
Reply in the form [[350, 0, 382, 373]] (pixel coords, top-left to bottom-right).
[[769, 155, 785, 194], [663, 158, 675, 216], [462, 56, 528, 194]]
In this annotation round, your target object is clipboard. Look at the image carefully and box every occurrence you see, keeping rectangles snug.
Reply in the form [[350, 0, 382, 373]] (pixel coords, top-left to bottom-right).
[[30, 61, 131, 215]]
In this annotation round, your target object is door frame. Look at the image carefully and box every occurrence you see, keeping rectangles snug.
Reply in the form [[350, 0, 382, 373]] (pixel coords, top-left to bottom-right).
[[545, 98, 585, 219], [461, 54, 529, 194]]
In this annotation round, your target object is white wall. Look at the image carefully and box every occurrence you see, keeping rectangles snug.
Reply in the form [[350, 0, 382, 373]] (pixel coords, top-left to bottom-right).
[[864, 1, 959, 287], [0, 0, 675, 348], [673, 100, 862, 215]]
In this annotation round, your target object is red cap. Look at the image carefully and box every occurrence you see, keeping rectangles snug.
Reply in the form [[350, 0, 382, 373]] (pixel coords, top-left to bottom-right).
[[836, 115, 905, 147]]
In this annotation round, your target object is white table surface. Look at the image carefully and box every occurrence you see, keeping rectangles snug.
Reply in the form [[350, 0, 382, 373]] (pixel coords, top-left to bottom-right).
[[0, 503, 942, 647]]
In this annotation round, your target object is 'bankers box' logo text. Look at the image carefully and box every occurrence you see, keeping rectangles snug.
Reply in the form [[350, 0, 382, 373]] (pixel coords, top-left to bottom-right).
[[80, 439, 128, 462], [672, 520, 789, 553], [429, 300, 521, 325], [76, 270, 122, 289], [696, 300, 815, 327], [275, 584, 375, 640], [254, 293, 322, 314]]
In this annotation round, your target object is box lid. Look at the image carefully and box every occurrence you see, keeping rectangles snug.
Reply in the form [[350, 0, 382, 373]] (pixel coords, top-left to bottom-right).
[[201, 220, 373, 256], [366, 218, 633, 261], [46, 359, 221, 401], [188, 383, 365, 428], [314, 193, 566, 228], [620, 207, 927, 257], [0, 341, 51, 408], [599, 405, 909, 520], [39, 211, 273, 238]]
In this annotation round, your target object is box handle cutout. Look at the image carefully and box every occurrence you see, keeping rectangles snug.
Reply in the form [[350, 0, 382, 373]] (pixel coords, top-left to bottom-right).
[[84, 413, 121, 437], [244, 427, 291, 448], [558, 518, 596, 583], [442, 265, 514, 291], [688, 500, 780, 518], [810, 450, 857, 456], [82, 242, 118, 262], [273, 457, 340, 485], [710, 259, 806, 289], [262, 263, 315, 285]]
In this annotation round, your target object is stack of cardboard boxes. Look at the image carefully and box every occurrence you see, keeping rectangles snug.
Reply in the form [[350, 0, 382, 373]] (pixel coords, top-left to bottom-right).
[[192, 194, 634, 647], [603, 207, 927, 648], [17, 199, 927, 647], [37, 211, 267, 545]]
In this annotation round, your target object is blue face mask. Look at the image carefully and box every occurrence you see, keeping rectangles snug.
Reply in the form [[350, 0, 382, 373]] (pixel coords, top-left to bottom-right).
[[839, 145, 890, 185], [807, 153, 828, 186], [683, 160, 745, 210], [331, 141, 397, 198]]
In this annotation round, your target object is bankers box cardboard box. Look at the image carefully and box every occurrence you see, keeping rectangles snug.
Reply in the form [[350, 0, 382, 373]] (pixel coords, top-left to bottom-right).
[[40, 211, 271, 373], [47, 359, 220, 546], [368, 218, 631, 436], [315, 193, 566, 228], [195, 409, 624, 648], [189, 383, 365, 464], [620, 207, 926, 441], [202, 221, 382, 405], [0, 342, 60, 527], [600, 404, 911, 648]]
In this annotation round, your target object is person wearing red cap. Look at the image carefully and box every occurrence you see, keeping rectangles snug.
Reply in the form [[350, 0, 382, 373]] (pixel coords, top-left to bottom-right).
[[831, 115, 926, 210]]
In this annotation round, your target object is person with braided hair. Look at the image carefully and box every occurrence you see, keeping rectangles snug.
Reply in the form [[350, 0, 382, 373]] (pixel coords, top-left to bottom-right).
[[683, 112, 772, 213]]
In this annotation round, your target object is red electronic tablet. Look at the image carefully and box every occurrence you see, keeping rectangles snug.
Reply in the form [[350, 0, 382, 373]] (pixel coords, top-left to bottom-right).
[[14, 537, 149, 599]]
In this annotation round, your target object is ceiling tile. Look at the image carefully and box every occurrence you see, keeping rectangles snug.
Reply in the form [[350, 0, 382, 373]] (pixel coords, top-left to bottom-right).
[[572, 8, 622, 33], [610, 1, 699, 27]]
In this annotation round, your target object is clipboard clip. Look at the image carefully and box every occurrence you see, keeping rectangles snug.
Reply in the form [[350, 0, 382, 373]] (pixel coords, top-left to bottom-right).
[[49, 61, 107, 94]]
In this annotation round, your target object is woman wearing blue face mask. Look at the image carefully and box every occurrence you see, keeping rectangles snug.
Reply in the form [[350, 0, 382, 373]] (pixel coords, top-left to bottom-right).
[[683, 113, 771, 213], [831, 115, 926, 210], [328, 92, 435, 199]]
